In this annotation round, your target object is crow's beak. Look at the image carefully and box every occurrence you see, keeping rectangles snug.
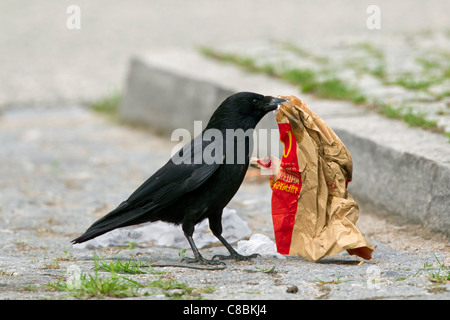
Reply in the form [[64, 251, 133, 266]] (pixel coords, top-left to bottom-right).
[[263, 96, 287, 112]]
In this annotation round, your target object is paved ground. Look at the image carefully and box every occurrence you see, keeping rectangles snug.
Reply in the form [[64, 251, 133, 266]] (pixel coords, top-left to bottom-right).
[[0, 106, 448, 300], [1, 1, 449, 301]]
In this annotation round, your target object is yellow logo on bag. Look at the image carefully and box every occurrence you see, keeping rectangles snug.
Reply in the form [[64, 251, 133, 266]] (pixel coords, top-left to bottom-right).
[[282, 130, 293, 158]]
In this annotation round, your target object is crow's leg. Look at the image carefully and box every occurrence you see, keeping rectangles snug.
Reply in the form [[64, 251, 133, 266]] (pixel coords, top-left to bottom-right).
[[208, 211, 259, 261], [181, 217, 224, 265]]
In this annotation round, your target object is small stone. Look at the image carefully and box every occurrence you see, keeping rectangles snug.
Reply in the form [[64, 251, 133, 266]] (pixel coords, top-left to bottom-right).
[[286, 285, 298, 294]]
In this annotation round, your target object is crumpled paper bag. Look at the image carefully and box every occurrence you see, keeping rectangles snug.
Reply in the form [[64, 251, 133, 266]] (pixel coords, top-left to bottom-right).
[[252, 95, 375, 262]]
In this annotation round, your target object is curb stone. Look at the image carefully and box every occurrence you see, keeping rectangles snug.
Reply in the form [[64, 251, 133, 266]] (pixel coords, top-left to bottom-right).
[[120, 50, 450, 238]]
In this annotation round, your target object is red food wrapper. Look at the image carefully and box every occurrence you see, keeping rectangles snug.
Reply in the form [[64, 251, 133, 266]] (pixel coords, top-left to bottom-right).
[[252, 96, 375, 261]]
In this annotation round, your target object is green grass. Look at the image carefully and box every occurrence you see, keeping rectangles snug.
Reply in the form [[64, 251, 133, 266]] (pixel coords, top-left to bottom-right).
[[254, 265, 277, 273], [178, 248, 187, 260], [89, 91, 122, 120], [200, 47, 366, 104], [414, 261, 434, 277], [282, 69, 367, 103], [200, 46, 288, 78], [427, 253, 450, 284], [436, 90, 450, 100], [442, 66, 450, 78], [93, 252, 155, 275], [414, 253, 450, 284], [445, 132, 450, 142], [381, 104, 438, 130], [382, 104, 403, 119], [309, 78, 366, 103], [148, 277, 199, 299], [200, 45, 449, 140], [394, 277, 408, 282], [415, 57, 441, 71], [353, 42, 385, 60], [314, 272, 351, 285], [403, 111, 437, 129], [47, 271, 144, 299], [47, 270, 205, 300], [277, 41, 330, 65], [394, 74, 437, 91], [199, 47, 261, 73], [46, 252, 208, 299], [280, 68, 317, 90], [391, 56, 449, 93], [370, 64, 387, 80]]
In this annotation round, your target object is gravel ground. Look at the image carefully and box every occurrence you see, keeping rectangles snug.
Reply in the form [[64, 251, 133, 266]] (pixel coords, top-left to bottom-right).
[[0, 105, 448, 300]]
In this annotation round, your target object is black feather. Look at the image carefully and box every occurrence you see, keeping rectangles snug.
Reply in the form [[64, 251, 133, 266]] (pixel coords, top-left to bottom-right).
[[72, 92, 283, 264]]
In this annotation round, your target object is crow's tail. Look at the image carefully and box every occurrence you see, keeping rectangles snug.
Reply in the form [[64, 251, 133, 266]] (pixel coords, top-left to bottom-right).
[[72, 202, 148, 244]]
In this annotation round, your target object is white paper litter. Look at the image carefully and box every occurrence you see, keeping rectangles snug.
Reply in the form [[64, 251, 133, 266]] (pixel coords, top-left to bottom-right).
[[73, 207, 251, 250], [237, 233, 285, 259]]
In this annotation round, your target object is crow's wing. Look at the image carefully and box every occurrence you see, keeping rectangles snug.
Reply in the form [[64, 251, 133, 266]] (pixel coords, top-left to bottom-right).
[[72, 135, 223, 243], [127, 133, 223, 205], [126, 157, 220, 208]]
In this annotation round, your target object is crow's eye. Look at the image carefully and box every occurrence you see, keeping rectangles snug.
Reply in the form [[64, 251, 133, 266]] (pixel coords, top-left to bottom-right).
[[252, 99, 259, 106]]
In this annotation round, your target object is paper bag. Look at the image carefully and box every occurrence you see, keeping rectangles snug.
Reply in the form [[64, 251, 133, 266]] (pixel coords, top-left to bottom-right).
[[253, 96, 375, 261]]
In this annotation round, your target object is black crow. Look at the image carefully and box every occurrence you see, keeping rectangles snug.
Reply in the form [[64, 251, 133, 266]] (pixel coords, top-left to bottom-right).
[[72, 92, 286, 264]]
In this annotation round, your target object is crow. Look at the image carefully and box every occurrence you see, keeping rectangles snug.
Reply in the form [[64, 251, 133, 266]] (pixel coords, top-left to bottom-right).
[[72, 92, 286, 264]]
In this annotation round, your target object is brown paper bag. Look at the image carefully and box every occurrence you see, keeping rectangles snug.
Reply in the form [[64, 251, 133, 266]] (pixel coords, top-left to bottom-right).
[[253, 96, 375, 261]]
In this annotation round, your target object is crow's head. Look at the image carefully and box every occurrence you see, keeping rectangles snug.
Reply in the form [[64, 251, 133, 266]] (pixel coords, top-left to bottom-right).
[[208, 92, 286, 130]]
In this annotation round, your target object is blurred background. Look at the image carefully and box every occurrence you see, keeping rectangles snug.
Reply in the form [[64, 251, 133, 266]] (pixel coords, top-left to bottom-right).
[[1, 0, 450, 109]]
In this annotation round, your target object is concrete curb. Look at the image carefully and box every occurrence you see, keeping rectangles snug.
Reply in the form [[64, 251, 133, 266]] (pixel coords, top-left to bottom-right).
[[120, 50, 450, 238]]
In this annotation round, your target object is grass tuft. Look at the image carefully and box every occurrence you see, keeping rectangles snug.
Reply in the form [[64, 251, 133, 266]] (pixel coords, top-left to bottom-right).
[[93, 252, 151, 275], [382, 104, 438, 130], [199, 45, 448, 140], [89, 91, 122, 120], [46, 271, 144, 299]]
